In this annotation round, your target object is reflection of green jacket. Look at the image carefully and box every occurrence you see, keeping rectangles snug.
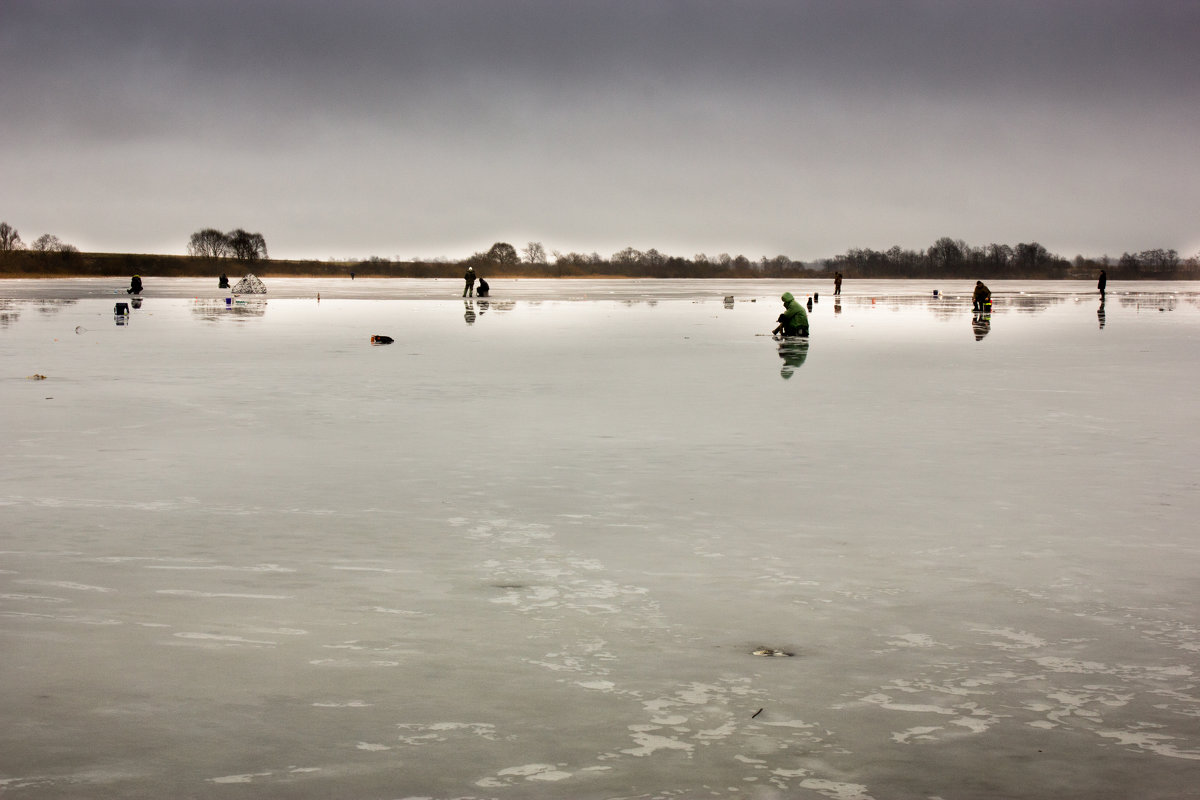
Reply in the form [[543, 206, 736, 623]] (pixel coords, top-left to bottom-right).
[[779, 292, 809, 332]]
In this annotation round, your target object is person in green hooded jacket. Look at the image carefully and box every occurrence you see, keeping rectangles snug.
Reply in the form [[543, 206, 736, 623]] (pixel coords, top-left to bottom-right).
[[773, 292, 809, 337]]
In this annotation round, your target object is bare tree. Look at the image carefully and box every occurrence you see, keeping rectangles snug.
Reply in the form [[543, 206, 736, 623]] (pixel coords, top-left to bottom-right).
[[485, 242, 519, 265], [522, 241, 546, 264], [188, 228, 231, 258], [612, 247, 642, 265], [927, 236, 967, 271], [0, 222, 22, 251], [227, 229, 268, 261], [32, 234, 62, 252], [28, 233, 77, 256]]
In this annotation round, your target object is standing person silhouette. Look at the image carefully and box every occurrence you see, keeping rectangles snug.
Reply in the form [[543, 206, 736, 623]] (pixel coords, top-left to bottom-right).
[[463, 266, 476, 297], [1098, 269, 1107, 299], [834, 272, 842, 296]]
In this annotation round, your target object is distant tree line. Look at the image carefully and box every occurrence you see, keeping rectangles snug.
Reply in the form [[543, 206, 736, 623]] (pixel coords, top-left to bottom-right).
[[0, 222, 81, 274], [453, 241, 810, 278], [186, 228, 268, 261], [820, 237, 1199, 280], [0, 221, 79, 255], [356, 238, 1198, 280], [2, 222, 1199, 280]]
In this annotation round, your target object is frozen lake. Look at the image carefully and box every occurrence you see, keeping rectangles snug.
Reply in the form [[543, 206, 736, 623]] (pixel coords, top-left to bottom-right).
[[3, 278, 1199, 799]]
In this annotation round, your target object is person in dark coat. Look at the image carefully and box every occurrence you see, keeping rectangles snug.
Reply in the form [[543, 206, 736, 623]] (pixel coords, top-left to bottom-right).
[[476, 276, 490, 297], [127, 275, 143, 295], [1098, 270, 1107, 299], [463, 266, 476, 297], [218, 273, 229, 289], [972, 281, 991, 311]]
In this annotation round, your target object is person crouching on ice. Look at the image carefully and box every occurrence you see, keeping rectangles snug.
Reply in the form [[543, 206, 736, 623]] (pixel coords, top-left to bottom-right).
[[773, 292, 809, 337], [972, 280, 991, 311]]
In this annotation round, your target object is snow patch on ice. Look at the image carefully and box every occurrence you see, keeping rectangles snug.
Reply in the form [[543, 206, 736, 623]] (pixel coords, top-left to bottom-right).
[[860, 693, 956, 715], [156, 590, 292, 599], [1096, 730, 1200, 760], [887, 633, 938, 648], [173, 632, 276, 646], [209, 772, 272, 784], [973, 627, 1047, 650], [17, 580, 114, 593], [892, 726, 943, 743], [799, 778, 877, 800], [396, 722, 499, 745], [477, 763, 572, 786], [1033, 656, 1111, 674], [622, 731, 694, 757]]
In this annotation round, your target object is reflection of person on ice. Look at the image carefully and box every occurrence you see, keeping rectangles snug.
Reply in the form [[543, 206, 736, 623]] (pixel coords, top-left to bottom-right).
[[772, 292, 809, 337], [778, 338, 809, 379], [463, 266, 476, 297], [972, 312, 991, 341]]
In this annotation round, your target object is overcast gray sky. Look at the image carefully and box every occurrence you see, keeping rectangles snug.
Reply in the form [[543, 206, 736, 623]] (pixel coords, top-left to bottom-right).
[[2, 0, 1197, 262]]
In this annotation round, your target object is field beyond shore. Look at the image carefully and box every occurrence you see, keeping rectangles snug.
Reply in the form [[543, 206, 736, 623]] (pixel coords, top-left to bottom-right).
[[3, 249, 1197, 281], [0, 251, 492, 280]]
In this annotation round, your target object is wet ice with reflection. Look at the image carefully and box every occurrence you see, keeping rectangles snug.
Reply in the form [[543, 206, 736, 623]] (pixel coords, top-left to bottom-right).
[[2, 279, 1200, 799]]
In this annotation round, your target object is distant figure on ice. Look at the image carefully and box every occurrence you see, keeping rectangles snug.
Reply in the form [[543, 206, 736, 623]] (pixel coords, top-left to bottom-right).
[[476, 276, 490, 297], [127, 275, 143, 295], [972, 281, 991, 311], [834, 272, 842, 296], [218, 273, 229, 289], [773, 292, 809, 337], [1098, 269, 1107, 299], [463, 266, 476, 297]]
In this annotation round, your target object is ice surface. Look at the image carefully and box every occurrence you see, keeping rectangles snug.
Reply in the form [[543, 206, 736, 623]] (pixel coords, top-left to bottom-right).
[[2, 279, 1200, 799]]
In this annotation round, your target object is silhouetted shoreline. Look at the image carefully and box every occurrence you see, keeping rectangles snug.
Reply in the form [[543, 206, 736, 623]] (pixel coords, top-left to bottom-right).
[[2, 246, 1196, 281]]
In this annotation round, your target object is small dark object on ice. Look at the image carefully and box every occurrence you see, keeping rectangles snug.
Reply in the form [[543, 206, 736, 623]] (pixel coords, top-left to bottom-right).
[[371, 335, 394, 345], [751, 708, 763, 719], [752, 647, 793, 657]]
